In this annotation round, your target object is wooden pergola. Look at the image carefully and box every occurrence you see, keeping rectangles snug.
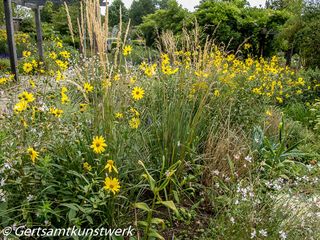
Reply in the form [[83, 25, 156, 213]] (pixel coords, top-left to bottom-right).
[[4, 0, 61, 80], [3, 0, 107, 80]]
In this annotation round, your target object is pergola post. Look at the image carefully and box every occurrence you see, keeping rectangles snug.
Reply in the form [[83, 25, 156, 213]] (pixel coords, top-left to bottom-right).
[[34, 5, 44, 62], [3, 0, 18, 80]]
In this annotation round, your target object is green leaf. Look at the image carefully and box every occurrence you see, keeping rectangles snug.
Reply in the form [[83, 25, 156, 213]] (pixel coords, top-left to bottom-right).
[[227, 156, 235, 178], [68, 209, 77, 220], [157, 201, 179, 216], [67, 170, 90, 184], [173, 190, 180, 204], [148, 229, 165, 240], [86, 215, 93, 224], [60, 203, 79, 211], [137, 221, 148, 227], [138, 161, 156, 191], [133, 202, 151, 212], [151, 218, 165, 229]]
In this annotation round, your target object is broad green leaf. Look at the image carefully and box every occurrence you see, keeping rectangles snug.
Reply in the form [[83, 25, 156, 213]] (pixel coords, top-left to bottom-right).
[[60, 203, 79, 211], [148, 229, 165, 240], [138, 161, 156, 191], [151, 218, 165, 228], [137, 221, 148, 227], [173, 190, 180, 204], [86, 215, 93, 224], [133, 202, 151, 212], [157, 201, 179, 216], [68, 209, 77, 220]]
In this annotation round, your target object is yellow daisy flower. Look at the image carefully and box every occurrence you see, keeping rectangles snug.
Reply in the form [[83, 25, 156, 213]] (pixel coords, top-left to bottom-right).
[[59, 51, 70, 59], [49, 51, 57, 59], [22, 51, 31, 58], [83, 162, 92, 172], [132, 87, 145, 101], [29, 80, 36, 88], [84, 83, 94, 93], [90, 136, 107, 154], [104, 177, 120, 194], [80, 103, 88, 113], [115, 112, 124, 119], [129, 117, 141, 129], [23, 63, 33, 73], [14, 101, 28, 113], [49, 107, 64, 118], [18, 91, 35, 103], [123, 45, 132, 56], [27, 147, 39, 164], [105, 160, 118, 173], [129, 107, 140, 117]]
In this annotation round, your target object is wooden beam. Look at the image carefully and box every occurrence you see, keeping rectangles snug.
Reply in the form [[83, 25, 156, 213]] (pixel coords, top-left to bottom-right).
[[34, 5, 44, 62], [12, 0, 64, 6], [3, 0, 18, 80], [12, 0, 107, 6]]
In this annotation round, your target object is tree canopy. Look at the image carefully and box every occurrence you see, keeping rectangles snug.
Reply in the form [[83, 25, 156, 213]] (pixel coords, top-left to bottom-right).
[[109, 0, 129, 27], [138, 0, 189, 46]]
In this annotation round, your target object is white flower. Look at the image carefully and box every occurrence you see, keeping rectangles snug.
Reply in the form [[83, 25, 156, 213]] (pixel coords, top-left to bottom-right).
[[4, 162, 11, 170], [0, 178, 5, 187], [0, 189, 6, 202], [212, 170, 220, 175], [259, 229, 268, 237], [245, 155, 252, 163], [250, 229, 256, 239], [27, 194, 34, 202], [279, 230, 287, 239], [230, 217, 235, 224]]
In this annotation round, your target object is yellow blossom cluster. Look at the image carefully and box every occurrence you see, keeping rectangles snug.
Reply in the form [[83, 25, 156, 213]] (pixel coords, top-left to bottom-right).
[[49, 107, 63, 118], [171, 48, 310, 104], [0, 74, 14, 86], [87, 136, 121, 194], [0, 30, 30, 44], [161, 54, 178, 75], [140, 62, 157, 78], [61, 87, 70, 104], [14, 91, 35, 113]]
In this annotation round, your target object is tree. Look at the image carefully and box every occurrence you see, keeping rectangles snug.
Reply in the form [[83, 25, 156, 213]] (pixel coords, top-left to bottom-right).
[[295, 1, 320, 67], [139, 0, 189, 46], [41, 1, 55, 23], [195, 0, 289, 57], [195, 1, 243, 50], [273, 0, 307, 66], [0, 0, 4, 25], [109, 0, 129, 27], [129, 0, 157, 26], [156, 0, 170, 9], [50, 4, 79, 35]]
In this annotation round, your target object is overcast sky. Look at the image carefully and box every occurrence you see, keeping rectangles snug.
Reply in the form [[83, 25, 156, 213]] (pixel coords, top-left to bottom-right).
[[103, 0, 266, 11]]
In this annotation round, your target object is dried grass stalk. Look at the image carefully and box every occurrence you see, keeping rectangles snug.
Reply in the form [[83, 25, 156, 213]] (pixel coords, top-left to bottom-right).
[[64, 2, 75, 45]]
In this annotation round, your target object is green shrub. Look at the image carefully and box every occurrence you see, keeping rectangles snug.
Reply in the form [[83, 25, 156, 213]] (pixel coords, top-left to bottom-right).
[[0, 58, 10, 73]]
